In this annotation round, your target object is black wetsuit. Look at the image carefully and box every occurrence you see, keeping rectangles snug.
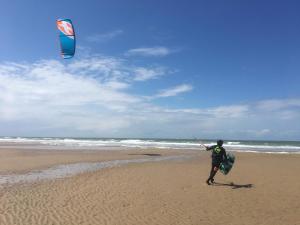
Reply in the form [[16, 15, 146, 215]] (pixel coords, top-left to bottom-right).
[[206, 145, 227, 184], [207, 145, 227, 167]]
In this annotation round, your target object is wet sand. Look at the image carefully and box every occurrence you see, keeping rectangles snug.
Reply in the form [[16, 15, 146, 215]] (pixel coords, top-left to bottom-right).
[[0, 147, 185, 174], [0, 148, 299, 225]]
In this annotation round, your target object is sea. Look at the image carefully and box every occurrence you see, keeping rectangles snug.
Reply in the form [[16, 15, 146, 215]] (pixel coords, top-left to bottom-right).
[[0, 137, 300, 154]]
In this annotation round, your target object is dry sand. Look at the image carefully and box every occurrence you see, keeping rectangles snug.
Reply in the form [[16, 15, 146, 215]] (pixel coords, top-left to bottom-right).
[[0, 148, 299, 225]]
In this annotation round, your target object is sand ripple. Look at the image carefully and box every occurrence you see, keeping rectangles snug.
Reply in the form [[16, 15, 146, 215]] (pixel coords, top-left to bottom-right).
[[0, 153, 299, 225]]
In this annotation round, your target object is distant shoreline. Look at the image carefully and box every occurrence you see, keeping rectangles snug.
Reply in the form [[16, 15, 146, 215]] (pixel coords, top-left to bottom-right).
[[1, 137, 300, 153]]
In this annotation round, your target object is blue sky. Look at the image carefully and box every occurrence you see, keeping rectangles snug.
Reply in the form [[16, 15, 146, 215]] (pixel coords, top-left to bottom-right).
[[0, 0, 299, 140]]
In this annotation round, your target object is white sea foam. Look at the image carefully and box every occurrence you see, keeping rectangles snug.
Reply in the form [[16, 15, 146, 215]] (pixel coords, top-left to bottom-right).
[[0, 137, 299, 153], [226, 142, 241, 145]]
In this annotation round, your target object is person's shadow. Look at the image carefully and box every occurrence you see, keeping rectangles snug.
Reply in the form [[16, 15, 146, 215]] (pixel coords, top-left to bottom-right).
[[212, 182, 253, 189]]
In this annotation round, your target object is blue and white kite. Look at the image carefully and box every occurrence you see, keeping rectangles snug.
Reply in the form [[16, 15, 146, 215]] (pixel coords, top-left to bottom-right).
[[56, 19, 76, 59]]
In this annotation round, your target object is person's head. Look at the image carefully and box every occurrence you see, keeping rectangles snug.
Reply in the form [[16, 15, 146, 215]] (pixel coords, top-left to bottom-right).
[[217, 140, 223, 146]]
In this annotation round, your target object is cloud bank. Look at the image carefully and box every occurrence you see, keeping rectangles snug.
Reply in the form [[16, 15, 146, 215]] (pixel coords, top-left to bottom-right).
[[0, 57, 299, 140]]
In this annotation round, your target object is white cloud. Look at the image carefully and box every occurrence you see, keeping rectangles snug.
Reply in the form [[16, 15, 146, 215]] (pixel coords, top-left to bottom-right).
[[0, 59, 140, 121], [86, 29, 123, 42], [133, 67, 167, 81], [0, 57, 299, 140], [257, 129, 271, 135], [257, 99, 300, 111], [103, 81, 129, 90], [126, 46, 172, 57], [154, 84, 193, 98], [206, 105, 249, 118]]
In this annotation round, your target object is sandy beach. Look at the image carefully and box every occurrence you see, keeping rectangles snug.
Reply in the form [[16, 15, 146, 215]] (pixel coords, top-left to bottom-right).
[[0, 147, 299, 225]]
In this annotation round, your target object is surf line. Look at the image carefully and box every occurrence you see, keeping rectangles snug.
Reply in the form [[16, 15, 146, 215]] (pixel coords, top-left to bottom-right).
[[0, 155, 191, 186]]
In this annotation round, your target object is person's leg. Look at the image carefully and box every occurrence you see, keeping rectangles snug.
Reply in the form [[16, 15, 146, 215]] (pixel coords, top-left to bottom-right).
[[207, 162, 220, 184], [206, 164, 214, 185], [209, 165, 219, 182], [206, 164, 216, 185]]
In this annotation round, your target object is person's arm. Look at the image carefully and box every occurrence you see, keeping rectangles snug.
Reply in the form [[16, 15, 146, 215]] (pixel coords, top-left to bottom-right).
[[206, 145, 214, 151]]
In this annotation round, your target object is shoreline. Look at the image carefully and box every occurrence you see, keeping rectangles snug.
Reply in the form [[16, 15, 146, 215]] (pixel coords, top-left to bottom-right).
[[0, 146, 300, 187], [0, 147, 191, 174], [1, 146, 299, 175], [0, 145, 300, 175], [1, 137, 300, 154]]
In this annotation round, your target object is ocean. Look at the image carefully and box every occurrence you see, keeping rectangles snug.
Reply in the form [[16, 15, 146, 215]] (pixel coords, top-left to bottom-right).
[[0, 137, 300, 153]]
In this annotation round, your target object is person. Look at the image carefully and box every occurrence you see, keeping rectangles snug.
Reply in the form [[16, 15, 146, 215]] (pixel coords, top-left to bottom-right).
[[205, 140, 227, 185]]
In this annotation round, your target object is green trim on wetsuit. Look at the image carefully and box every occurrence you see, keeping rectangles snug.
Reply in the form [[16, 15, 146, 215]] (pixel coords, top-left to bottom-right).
[[213, 146, 221, 154]]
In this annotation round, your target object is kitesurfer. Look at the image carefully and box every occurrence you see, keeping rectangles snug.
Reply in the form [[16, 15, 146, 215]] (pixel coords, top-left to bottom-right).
[[205, 140, 227, 185]]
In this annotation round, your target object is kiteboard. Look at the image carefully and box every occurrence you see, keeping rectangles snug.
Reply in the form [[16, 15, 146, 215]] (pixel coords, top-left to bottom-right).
[[219, 153, 235, 175]]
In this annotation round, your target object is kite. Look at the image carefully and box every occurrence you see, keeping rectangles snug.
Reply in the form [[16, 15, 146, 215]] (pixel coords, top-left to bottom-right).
[[56, 19, 76, 59]]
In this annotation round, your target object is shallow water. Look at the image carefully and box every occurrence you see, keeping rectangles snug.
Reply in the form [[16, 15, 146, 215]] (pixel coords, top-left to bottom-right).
[[0, 155, 190, 186]]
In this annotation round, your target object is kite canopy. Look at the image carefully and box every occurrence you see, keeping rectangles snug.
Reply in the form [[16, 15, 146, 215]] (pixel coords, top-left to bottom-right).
[[56, 19, 76, 59]]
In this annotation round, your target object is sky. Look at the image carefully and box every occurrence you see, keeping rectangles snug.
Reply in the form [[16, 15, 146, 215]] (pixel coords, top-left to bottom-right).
[[0, 0, 299, 140]]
